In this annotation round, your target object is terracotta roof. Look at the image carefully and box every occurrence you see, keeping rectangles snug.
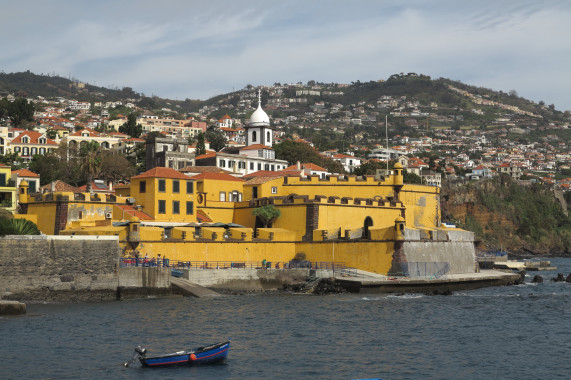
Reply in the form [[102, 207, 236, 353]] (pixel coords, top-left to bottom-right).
[[283, 163, 327, 172], [188, 172, 245, 182], [243, 170, 299, 179], [40, 180, 81, 193], [197, 209, 213, 223], [12, 169, 40, 178], [10, 130, 57, 145], [194, 152, 217, 160], [116, 205, 153, 220], [70, 127, 100, 137], [180, 166, 233, 174], [132, 167, 189, 180], [333, 153, 356, 159], [244, 176, 283, 185], [239, 144, 273, 151]]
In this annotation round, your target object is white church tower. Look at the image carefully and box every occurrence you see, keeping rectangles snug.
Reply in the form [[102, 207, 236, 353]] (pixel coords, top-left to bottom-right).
[[246, 89, 273, 147]]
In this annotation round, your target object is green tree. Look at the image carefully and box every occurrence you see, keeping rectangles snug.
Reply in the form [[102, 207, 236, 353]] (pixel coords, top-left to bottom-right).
[[205, 127, 227, 152], [119, 113, 143, 138], [0, 97, 35, 127], [80, 141, 103, 193], [0, 218, 41, 237], [99, 151, 135, 184], [195, 132, 206, 156], [253, 205, 281, 228]]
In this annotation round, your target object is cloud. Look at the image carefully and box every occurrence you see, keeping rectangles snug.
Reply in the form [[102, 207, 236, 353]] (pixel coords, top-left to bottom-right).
[[1, 0, 570, 109]]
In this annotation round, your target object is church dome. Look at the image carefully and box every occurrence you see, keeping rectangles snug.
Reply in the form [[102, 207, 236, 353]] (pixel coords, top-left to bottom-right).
[[248, 102, 270, 127]]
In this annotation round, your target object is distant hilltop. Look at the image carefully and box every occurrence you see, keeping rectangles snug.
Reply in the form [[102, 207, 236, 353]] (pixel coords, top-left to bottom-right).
[[1, 71, 568, 123]]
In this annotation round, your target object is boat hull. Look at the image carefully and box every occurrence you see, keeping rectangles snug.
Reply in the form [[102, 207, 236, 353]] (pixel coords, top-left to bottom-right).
[[140, 341, 230, 367]]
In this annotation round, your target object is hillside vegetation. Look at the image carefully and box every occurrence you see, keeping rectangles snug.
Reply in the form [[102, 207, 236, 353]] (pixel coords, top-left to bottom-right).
[[441, 175, 571, 256]]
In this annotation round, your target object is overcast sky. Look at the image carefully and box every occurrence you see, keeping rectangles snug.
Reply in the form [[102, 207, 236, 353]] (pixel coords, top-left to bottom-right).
[[2, 0, 570, 110]]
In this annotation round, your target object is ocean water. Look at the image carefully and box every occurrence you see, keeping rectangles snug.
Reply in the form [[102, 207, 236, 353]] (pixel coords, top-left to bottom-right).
[[2, 258, 570, 380]]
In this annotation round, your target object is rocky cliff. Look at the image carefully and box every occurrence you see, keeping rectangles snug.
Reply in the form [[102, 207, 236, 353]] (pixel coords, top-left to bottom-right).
[[441, 175, 571, 257]]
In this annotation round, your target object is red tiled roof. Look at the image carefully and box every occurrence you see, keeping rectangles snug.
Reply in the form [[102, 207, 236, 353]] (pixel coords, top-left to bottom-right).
[[40, 180, 81, 193], [283, 163, 327, 172], [188, 172, 245, 182], [242, 170, 297, 179], [197, 209, 213, 223], [180, 166, 233, 174], [10, 131, 58, 145], [70, 127, 101, 137], [132, 167, 189, 180], [116, 204, 153, 220], [195, 152, 217, 160], [239, 144, 273, 151], [12, 169, 40, 178]]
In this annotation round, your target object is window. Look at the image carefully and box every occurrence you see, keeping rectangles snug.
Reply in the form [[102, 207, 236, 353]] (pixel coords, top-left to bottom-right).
[[230, 191, 241, 202], [40, 148, 45, 155], [271, 187, 278, 194], [139, 181, 146, 193], [22, 137, 29, 143], [23, 147, 29, 156], [172, 201, 180, 214], [14, 147, 20, 153], [186, 181, 194, 194], [31, 147, 37, 155], [250, 162, 254, 170], [173, 180, 180, 193], [252, 131, 257, 142], [78, 211, 83, 219], [158, 179, 166, 192], [257, 163, 262, 170], [267, 131, 271, 143], [186, 201, 194, 215], [158, 200, 166, 214], [220, 159, 225, 168], [219, 192, 226, 202]]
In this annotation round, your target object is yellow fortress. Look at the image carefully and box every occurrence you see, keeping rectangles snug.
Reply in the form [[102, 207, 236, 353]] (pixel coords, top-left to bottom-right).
[[17, 162, 476, 277]]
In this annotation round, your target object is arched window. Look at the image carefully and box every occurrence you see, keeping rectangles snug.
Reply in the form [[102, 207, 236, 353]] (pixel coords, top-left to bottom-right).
[[252, 130, 257, 142], [363, 217, 373, 239], [266, 131, 270, 143]]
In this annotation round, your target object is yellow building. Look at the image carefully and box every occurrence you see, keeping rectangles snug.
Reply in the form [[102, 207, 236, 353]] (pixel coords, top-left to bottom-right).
[[0, 164, 17, 213], [129, 167, 197, 223], [16, 162, 475, 276]]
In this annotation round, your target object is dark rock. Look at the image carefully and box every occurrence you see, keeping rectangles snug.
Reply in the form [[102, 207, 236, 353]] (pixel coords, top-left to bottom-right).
[[513, 271, 526, 285], [552, 273, 565, 282], [566, 274, 571, 283], [531, 275, 543, 283], [312, 278, 346, 295]]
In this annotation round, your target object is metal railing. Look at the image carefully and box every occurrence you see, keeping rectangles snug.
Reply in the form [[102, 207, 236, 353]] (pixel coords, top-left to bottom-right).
[[119, 258, 349, 271]]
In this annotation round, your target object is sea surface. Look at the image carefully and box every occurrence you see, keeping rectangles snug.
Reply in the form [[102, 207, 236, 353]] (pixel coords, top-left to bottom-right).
[[2, 258, 570, 380]]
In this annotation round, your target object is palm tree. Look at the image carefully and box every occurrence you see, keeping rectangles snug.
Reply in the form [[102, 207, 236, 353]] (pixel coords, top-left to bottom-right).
[[80, 141, 102, 194], [0, 218, 41, 236]]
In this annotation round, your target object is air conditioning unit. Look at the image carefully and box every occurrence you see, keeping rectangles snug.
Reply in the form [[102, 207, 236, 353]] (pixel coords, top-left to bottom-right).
[[105, 212, 113, 219]]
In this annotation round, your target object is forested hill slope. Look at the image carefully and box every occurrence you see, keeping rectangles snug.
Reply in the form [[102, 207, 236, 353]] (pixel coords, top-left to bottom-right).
[[441, 175, 571, 257]]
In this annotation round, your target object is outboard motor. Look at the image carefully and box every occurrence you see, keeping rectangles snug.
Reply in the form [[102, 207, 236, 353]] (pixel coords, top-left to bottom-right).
[[124, 346, 147, 367]]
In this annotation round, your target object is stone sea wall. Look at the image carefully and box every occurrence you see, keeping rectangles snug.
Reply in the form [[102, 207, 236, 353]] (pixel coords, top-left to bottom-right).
[[403, 229, 477, 274], [0, 235, 121, 301]]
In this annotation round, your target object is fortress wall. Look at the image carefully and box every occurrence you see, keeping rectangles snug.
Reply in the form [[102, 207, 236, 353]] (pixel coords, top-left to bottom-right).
[[0, 235, 121, 300], [403, 240, 476, 274]]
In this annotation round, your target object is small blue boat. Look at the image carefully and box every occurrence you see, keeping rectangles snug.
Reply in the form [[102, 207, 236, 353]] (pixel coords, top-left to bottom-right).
[[126, 340, 230, 368]]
